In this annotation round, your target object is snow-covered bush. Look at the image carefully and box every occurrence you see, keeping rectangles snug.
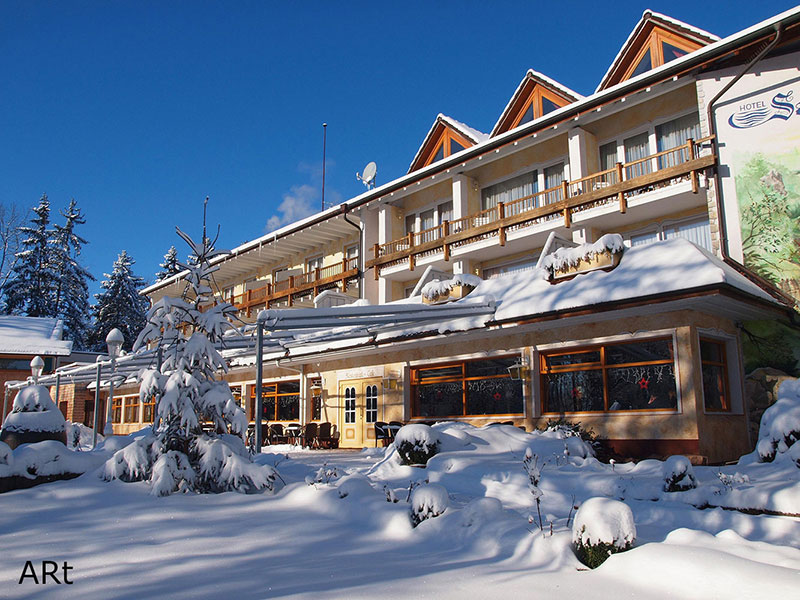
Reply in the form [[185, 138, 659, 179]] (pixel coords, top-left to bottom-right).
[[662, 455, 698, 492], [523, 448, 544, 530], [0, 441, 12, 467], [0, 385, 66, 449], [755, 378, 800, 463], [305, 463, 340, 486], [101, 223, 279, 496], [65, 421, 99, 450], [542, 419, 605, 460], [410, 483, 449, 527], [572, 497, 636, 568], [395, 424, 439, 466]]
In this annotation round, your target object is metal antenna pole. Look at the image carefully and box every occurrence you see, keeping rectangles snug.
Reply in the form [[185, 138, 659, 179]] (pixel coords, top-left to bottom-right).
[[203, 196, 209, 245], [322, 123, 327, 211], [254, 319, 265, 452], [92, 363, 101, 449]]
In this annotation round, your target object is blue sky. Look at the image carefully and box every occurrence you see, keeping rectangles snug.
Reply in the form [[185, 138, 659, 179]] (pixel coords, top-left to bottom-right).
[[1, 0, 796, 297]]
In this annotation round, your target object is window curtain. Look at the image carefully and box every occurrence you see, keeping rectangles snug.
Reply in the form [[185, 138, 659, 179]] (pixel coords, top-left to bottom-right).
[[481, 171, 537, 212], [656, 113, 701, 168]]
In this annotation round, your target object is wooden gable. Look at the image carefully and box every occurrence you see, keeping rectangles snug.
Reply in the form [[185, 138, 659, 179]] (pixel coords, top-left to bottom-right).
[[408, 119, 477, 174], [598, 12, 718, 91], [491, 72, 581, 137]]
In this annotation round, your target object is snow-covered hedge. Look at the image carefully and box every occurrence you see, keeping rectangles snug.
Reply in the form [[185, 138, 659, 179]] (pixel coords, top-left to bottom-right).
[[0, 440, 105, 492], [410, 483, 449, 527], [756, 378, 800, 463], [572, 497, 636, 568], [662, 455, 698, 492], [394, 424, 439, 466]]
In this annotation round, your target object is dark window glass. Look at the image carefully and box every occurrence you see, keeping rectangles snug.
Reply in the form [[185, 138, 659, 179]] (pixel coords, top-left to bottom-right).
[[541, 96, 560, 115], [365, 385, 378, 423], [418, 365, 462, 380], [518, 103, 535, 125], [607, 364, 677, 410], [279, 381, 300, 394], [433, 143, 445, 163], [417, 382, 463, 417], [543, 370, 604, 412], [701, 339, 729, 411], [606, 340, 672, 365], [466, 378, 523, 414], [630, 48, 652, 78], [544, 351, 601, 369], [450, 139, 465, 154], [466, 357, 516, 378], [344, 387, 356, 423], [662, 41, 687, 63], [277, 394, 299, 420]]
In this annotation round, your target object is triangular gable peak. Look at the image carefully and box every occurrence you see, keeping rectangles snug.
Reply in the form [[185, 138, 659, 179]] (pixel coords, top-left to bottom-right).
[[597, 10, 719, 92], [491, 70, 583, 137], [408, 114, 488, 174]]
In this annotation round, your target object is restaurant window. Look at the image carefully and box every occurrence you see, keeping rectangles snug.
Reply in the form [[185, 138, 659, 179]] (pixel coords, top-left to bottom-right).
[[124, 396, 139, 423], [411, 356, 524, 418], [250, 380, 300, 422], [540, 338, 678, 413], [112, 397, 123, 423], [700, 338, 730, 411], [143, 395, 156, 423]]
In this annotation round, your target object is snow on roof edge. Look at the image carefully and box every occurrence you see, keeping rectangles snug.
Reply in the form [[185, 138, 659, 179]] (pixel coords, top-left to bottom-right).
[[407, 114, 489, 174]]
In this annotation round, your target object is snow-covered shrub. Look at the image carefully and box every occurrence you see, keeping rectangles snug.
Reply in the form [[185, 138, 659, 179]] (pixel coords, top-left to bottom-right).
[[572, 497, 636, 568], [65, 421, 99, 450], [0, 385, 66, 449], [395, 424, 439, 466], [305, 463, 340, 486], [410, 483, 449, 527], [755, 378, 800, 462], [523, 448, 544, 530], [0, 441, 12, 467], [662, 455, 697, 492], [102, 224, 278, 496], [542, 418, 606, 461], [789, 443, 800, 468]]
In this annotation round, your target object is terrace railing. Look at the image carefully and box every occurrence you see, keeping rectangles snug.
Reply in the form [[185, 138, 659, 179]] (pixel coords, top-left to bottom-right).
[[367, 137, 714, 276]]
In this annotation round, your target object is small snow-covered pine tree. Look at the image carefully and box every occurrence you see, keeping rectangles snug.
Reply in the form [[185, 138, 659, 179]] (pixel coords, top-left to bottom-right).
[[155, 246, 181, 282], [3, 195, 56, 316], [51, 200, 94, 349], [88, 250, 148, 351], [102, 220, 278, 496]]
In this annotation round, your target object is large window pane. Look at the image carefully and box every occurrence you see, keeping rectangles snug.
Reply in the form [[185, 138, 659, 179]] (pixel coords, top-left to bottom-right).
[[624, 132, 652, 178], [701, 339, 729, 411], [482, 171, 537, 211], [606, 339, 672, 364], [662, 41, 688, 63], [541, 96, 560, 115], [543, 370, 604, 412], [466, 378, 523, 415], [629, 48, 652, 78], [656, 113, 701, 168], [544, 350, 601, 369], [607, 364, 677, 410], [544, 163, 564, 204], [417, 382, 463, 417], [664, 217, 711, 251]]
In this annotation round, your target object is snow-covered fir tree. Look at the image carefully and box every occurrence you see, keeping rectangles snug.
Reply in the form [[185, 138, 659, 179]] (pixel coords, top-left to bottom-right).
[[51, 199, 94, 349], [155, 246, 181, 282], [3, 195, 55, 316], [102, 222, 278, 496], [88, 250, 148, 351]]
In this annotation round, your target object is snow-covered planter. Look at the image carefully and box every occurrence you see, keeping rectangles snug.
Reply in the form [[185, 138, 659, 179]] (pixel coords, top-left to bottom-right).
[[662, 455, 698, 492], [755, 378, 800, 463], [542, 234, 624, 282], [421, 279, 451, 305], [0, 385, 66, 450], [394, 424, 439, 466], [421, 274, 482, 304], [410, 483, 449, 527], [572, 497, 636, 568]]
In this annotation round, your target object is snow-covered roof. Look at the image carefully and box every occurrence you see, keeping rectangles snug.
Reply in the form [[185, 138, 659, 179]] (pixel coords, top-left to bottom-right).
[[490, 69, 584, 137], [596, 9, 720, 93], [0, 316, 73, 357], [407, 114, 489, 173]]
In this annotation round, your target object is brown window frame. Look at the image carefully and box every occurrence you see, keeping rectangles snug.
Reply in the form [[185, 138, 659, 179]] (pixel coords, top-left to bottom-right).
[[123, 396, 139, 423], [249, 380, 301, 422], [410, 355, 524, 419], [539, 337, 678, 414], [700, 337, 731, 412], [112, 397, 123, 423], [142, 394, 156, 423], [621, 27, 702, 83]]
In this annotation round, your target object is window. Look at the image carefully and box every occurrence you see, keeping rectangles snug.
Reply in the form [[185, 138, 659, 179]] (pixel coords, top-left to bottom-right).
[[483, 255, 541, 279], [112, 397, 123, 423], [404, 202, 453, 238], [544, 163, 564, 204], [662, 41, 688, 63], [629, 48, 652, 79], [344, 387, 356, 423], [411, 356, 524, 418], [482, 171, 538, 213], [365, 385, 378, 423], [624, 132, 652, 179], [540, 338, 678, 413], [405, 214, 416, 235], [124, 396, 139, 423], [625, 216, 711, 251], [310, 378, 322, 421], [143, 395, 156, 423], [518, 103, 535, 126], [250, 381, 300, 421], [541, 96, 559, 115], [450, 139, 465, 154], [700, 338, 729, 411], [306, 255, 323, 274], [656, 113, 701, 168], [438, 201, 453, 224], [419, 209, 437, 242]]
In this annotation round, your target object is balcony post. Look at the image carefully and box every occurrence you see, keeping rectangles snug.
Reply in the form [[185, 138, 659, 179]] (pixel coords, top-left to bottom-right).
[[408, 232, 415, 272], [687, 138, 699, 193], [498, 202, 506, 247], [616, 162, 626, 214], [373, 243, 380, 280], [443, 220, 450, 261]]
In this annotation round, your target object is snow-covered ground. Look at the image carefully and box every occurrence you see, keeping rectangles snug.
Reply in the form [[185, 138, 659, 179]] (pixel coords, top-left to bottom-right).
[[1, 422, 798, 599]]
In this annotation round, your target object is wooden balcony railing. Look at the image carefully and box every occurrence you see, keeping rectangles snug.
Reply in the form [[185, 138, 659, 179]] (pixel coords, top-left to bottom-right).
[[228, 256, 359, 316], [367, 137, 715, 277]]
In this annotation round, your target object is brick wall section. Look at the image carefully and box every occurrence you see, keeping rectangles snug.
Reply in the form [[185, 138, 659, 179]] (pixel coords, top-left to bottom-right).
[[49, 382, 106, 427]]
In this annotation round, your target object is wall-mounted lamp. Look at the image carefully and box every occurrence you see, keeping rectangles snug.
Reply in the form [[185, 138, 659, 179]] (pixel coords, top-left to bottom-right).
[[382, 371, 400, 390], [507, 356, 529, 381]]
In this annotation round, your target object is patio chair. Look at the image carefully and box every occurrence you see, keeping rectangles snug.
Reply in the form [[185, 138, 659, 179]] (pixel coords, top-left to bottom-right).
[[268, 423, 288, 445], [318, 422, 337, 449], [303, 422, 319, 449], [374, 421, 391, 447], [285, 422, 302, 445], [387, 421, 404, 443]]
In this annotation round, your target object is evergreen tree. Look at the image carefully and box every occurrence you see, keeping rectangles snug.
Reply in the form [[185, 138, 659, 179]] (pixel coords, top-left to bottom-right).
[[155, 246, 181, 281], [4, 195, 55, 316], [89, 250, 148, 351], [51, 199, 95, 349]]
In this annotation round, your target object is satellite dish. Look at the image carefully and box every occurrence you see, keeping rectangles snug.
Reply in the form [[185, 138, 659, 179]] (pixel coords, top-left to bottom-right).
[[356, 161, 377, 189]]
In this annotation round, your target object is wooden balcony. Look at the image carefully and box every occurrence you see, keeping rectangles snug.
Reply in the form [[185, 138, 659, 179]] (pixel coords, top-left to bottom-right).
[[229, 257, 359, 316], [367, 137, 715, 277]]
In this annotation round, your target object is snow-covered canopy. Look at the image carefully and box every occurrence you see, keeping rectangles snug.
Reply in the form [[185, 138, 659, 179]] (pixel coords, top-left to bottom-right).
[[0, 316, 73, 357]]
